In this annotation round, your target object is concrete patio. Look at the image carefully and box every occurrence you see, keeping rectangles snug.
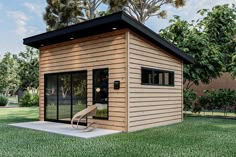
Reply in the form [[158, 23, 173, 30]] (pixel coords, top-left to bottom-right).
[[9, 121, 121, 139]]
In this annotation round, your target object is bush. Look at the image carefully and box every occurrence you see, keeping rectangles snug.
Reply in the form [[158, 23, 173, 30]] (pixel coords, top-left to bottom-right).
[[198, 89, 236, 114], [192, 103, 202, 114], [184, 88, 236, 115], [19, 92, 39, 107], [0, 96, 8, 106], [183, 89, 197, 111]]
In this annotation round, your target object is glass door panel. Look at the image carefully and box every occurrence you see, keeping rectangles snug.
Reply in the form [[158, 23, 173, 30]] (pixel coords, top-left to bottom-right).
[[72, 72, 87, 124], [93, 69, 108, 119], [45, 75, 57, 120], [58, 73, 71, 121]]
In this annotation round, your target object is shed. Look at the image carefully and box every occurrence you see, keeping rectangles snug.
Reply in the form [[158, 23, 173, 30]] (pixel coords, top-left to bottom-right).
[[23, 11, 193, 132]]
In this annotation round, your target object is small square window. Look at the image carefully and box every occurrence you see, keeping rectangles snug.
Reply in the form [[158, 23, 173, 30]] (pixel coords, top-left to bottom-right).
[[154, 71, 163, 85], [142, 69, 153, 84], [164, 72, 169, 85], [169, 72, 174, 85]]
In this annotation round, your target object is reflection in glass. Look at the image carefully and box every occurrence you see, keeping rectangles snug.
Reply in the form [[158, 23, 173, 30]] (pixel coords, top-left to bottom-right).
[[72, 72, 87, 123], [93, 69, 108, 119], [45, 75, 57, 120], [58, 74, 71, 121], [142, 69, 153, 84]]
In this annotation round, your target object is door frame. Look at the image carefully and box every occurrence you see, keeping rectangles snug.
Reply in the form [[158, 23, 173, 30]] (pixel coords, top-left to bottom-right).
[[92, 68, 109, 120], [44, 70, 87, 126]]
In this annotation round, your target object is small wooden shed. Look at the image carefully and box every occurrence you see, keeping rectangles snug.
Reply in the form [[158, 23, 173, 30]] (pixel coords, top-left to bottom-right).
[[24, 11, 193, 132]]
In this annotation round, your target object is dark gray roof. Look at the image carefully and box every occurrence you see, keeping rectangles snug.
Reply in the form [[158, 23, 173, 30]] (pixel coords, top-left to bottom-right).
[[23, 11, 193, 64]]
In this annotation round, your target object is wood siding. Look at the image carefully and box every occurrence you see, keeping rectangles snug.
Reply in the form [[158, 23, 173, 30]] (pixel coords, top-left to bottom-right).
[[39, 28, 184, 132], [128, 32, 183, 132], [39, 30, 128, 131]]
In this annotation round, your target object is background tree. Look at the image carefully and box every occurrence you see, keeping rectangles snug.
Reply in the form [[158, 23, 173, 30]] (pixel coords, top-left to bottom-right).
[[16, 47, 39, 92], [104, 0, 186, 23], [198, 4, 236, 71], [160, 16, 225, 89], [81, 0, 104, 20], [44, 0, 84, 31], [0, 53, 20, 96], [161, 4, 236, 88], [44, 0, 104, 31]]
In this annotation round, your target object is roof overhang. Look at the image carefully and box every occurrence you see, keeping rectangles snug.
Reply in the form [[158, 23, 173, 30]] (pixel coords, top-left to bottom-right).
[[23, 11, 193, 64]]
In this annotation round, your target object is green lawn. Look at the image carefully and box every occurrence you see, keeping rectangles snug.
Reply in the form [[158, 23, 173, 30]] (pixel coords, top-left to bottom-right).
[[185, 110, 236, 118], [6, 96, 18, 107], [0, 108, 236, 157]]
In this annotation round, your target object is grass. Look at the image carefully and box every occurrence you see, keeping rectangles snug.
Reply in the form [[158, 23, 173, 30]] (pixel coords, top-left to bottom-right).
[[6, 96, 18, 107], [0, 108, 236, 157], [185, 110, 236, 118]]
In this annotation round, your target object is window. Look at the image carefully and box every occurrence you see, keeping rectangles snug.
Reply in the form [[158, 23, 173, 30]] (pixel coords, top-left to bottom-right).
[[141, 69, 153, 84], [141, 67, 174, 86], [93, 68, 109, 119]]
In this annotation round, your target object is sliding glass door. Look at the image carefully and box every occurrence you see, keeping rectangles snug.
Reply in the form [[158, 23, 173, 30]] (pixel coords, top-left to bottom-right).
[[44, 71, 87, 124], [72, 72, 87, 123], [45, 74, 57, 120], [58, 73, 71, 121]]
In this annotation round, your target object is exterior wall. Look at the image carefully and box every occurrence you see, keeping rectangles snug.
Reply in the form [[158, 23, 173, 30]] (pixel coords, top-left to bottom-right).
[[187, 72, 236, 96], [39, 30, 128, 131], [128, 32, 183, 132]]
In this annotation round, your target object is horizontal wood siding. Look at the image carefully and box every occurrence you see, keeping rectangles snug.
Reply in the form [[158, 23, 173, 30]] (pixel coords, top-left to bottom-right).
[[128, 32, 183, 132], [39, 30, 128, 131]]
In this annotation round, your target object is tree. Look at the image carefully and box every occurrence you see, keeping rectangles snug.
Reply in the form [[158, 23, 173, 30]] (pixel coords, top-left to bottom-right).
[[81, 0, 104, 20], [17, 47, 39, 91], [231, 53, 236, 78], [44, 0, 104, 31], [104, 0, 186, 23], [0, 53, 20, 96], [198, 4, 236, 71], [44, 0, 84, 31], [161, 4, 236, 88], [160, 16, 225, 89]]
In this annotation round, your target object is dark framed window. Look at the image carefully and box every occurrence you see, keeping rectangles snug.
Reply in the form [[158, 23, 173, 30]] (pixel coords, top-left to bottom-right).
[[93, 68, 109, 120], [141, 67, 174, 86]]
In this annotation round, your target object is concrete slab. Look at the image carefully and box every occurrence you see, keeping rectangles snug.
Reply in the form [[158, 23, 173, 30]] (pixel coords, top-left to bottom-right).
[[9, 121, 121, 139]]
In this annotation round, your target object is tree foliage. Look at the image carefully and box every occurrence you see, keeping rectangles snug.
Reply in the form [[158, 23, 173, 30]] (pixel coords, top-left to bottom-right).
[[44, 0, 104, 31], [0, 53, 20, 96], [16, 47, 39, 91], [160, 4, 236, 88], [104, 0, 186, 23], [44, 0, 187, 30], [198, 4, 236, 71], [160, 16, 224, 89], [44, 0, 84, 31]]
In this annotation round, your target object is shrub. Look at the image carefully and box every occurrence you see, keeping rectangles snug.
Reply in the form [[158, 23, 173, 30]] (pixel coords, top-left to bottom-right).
[[183, 89, 197, 111], [198, 89, 236, 114], [0, 96, 8, 106], [199, 90, 216, 111], [19, 92, 39, 107], [192, 103, 202, 114]]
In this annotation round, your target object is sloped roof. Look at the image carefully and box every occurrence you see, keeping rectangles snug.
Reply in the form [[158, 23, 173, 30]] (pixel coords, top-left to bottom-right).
[[23, 11, 193, 64]]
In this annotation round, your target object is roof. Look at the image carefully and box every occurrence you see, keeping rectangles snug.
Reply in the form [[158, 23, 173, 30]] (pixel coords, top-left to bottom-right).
[[23, 11, 193, 64]]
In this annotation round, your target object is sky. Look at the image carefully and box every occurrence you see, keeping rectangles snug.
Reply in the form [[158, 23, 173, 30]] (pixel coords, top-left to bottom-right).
[[0, 0, 235, 55]]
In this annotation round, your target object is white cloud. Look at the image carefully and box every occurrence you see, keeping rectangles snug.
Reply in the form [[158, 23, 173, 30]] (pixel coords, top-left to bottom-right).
[[7, 10, 41, 38], [23, 2, 42, 17], [7, 11, 29, 37]]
